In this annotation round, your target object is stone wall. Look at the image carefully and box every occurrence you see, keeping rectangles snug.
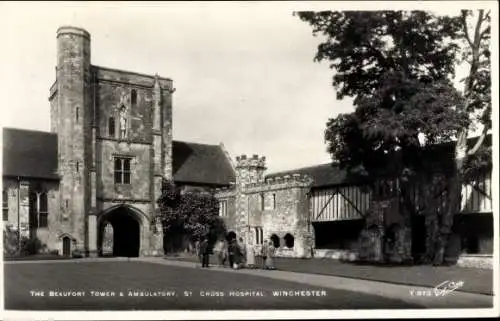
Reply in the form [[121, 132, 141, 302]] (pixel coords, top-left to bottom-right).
[[3, 179, 31, 239], [457, 254, 493, 269], [215, 154, 313, 258], [2, 178, 61, 253], [96, 80, 153, 142], [97, 140, 152, 202], [45, 26, 173, 256]]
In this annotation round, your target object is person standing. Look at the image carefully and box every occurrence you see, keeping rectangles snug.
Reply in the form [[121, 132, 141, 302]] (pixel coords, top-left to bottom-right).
[[265, 240, 276, 270], [238, 237, 247, 267], [227, 238, 235, 269], [260, 240, 269, 269], [198, 237, 210, 268], [246, 242, 256, 269], [213, 239, 224, 267], [232, 239, 243, 269]]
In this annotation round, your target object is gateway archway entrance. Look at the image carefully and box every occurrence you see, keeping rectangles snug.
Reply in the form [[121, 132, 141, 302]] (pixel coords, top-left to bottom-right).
[[99, 205, 141, 257]]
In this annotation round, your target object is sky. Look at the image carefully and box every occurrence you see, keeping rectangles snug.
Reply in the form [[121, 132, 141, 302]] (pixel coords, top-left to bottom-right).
[[0, 2, 496, 174]]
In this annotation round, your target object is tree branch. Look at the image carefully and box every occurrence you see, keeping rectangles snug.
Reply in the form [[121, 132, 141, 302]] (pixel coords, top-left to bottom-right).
[[461, 11, 473, 48], [479, 26, 490, 40], [472, 10, 485, 48], [468, 116, 489, 156]]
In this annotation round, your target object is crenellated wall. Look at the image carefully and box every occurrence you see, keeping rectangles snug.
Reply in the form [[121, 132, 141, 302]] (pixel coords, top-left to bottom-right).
[[215, 155, 314, 258]]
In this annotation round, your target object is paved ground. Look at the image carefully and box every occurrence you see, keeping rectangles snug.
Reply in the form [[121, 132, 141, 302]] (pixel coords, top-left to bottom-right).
[[3, 260, 423, 310], [144, 257, 493, 309], [3, 258, 493, 310], [166, 254, 493, 295]]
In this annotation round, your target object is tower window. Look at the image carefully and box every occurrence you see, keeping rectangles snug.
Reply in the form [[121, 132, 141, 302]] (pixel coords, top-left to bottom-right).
[[108, 117, 115, 137], [114, 157, 131, 184], [76, 161, 79, 173], [131, 89, 137, 107], [76, 107, 79, 122], [219, 200, 228, 217], [260, 193, 265, 211], [2, 189, 8, 221], [272, 193, 276, 209], [39, 193, 48, 228]]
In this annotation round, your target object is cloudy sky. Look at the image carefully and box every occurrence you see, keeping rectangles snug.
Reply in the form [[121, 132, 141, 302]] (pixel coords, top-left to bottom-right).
[[0, 2, 495, 173]]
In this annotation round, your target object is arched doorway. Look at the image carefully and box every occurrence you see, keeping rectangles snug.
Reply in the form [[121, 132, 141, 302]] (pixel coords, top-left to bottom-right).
[[62, 236, 71, 257], [98, 205, 142, 257]]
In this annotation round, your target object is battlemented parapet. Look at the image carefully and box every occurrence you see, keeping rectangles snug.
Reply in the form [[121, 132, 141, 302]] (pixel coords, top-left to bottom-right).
[[243, 173, 313, 193], [235, 154, 267, 187], [214, 153, 315, 258]]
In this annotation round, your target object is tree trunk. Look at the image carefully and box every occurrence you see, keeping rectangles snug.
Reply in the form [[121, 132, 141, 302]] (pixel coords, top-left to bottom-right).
[[431, 10, 489, 265], [433, 131, 467, 265]]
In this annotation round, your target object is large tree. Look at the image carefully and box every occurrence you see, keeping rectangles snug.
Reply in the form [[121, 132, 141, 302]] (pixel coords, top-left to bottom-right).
[[157, 179, 226, 253], [296, 10, 491, 265]]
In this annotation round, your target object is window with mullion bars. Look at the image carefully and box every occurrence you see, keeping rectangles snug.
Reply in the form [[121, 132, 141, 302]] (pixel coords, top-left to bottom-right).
[[114, 157, 131, 184], [219, 200, 227, 217], [2, 190, 8, 221], [39, 193, 48, 228]]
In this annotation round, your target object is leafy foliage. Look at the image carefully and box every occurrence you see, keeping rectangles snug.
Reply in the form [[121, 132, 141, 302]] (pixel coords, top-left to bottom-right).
[[296, 11, 462, 100], [297, 10, 492, 265], [298, 9, 491, 182], [325, 71, 468, 183], [157, 179, 226, 251], [3, 225, 44, 256]]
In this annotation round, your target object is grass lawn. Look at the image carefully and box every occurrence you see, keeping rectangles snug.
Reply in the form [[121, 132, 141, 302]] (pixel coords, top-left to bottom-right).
[[3, 261, 422, 310]]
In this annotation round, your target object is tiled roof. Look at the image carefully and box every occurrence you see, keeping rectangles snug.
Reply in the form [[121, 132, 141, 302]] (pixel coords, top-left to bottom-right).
[[172, 141, 236, 186], [2, 128, 236, 186], [2, 127, 59, 180], [266, 163, 353, 188], [266, 134, 492, 189]]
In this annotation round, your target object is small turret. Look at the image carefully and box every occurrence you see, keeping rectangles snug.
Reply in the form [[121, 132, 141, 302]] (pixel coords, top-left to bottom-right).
[[235, 154, 267, 187]]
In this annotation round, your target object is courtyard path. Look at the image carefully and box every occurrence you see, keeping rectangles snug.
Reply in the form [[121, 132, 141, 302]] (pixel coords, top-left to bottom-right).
[[135, 257, 494, 309]]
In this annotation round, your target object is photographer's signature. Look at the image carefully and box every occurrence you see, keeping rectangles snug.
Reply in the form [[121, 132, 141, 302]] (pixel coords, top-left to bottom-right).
[[410, 280, 464, 297]]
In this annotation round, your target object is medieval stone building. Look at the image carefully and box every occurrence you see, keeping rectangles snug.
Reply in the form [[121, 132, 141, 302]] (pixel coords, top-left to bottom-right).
[[2, 26, 235, 257], [216, 137, 493, 269], [2, 26, 494, 269]]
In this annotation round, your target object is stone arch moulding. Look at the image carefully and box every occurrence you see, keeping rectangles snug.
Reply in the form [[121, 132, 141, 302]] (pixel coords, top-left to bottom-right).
[[97, 204, 146, 258], [284, 233, 295, 248], [97, 203, 147, 226], [57, 232, 76, 257], [270, 234, 280, 248]]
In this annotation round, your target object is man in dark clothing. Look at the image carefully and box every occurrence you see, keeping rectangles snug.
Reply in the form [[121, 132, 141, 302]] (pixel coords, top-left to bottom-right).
[[199, 237, 210, 268], [227, 239, 235, 268]]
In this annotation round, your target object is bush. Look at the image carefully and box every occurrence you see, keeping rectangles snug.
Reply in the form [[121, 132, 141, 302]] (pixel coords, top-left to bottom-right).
[[3, 226, 19, 256], [21, 237, 43, 255], [72, 249, 84, 258]]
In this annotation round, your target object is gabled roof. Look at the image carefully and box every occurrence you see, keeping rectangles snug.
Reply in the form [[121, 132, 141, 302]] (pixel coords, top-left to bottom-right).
[[172, 141, 235, 186], [2, 128, 236, 186], [2, 127, 59, 180]]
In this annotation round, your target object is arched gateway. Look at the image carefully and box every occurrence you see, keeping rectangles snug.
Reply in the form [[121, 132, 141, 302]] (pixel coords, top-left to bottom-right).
[[97, 205, 143, 257]]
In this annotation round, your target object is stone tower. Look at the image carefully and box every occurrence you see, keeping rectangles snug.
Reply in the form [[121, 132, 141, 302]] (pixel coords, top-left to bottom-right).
[[234, 154, 266, 240], [235, 154, 266, 187], [52, 26, 92, 252]]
